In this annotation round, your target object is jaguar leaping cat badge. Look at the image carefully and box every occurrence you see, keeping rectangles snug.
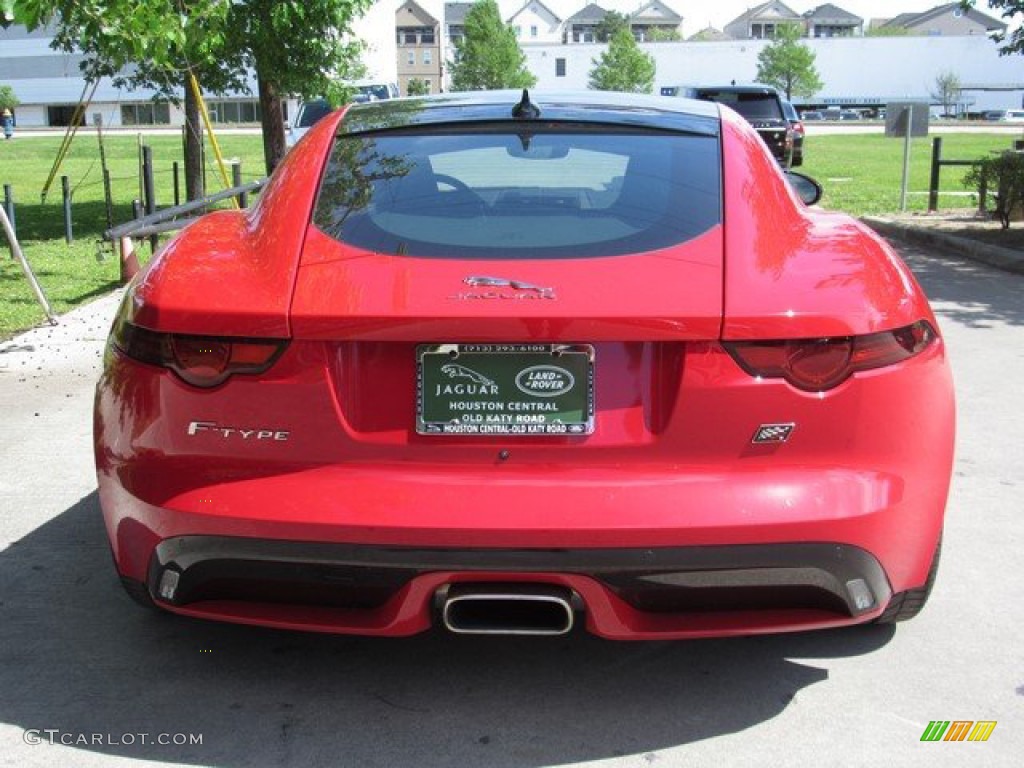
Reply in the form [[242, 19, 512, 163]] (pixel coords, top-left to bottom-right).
[[440, 364, 497, 387]]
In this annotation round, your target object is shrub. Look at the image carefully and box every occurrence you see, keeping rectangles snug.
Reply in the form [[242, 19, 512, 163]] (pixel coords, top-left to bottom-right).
[[964, 150, 1024, 229]]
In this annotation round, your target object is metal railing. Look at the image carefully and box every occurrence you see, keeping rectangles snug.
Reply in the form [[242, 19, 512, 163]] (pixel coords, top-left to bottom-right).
[[104, 178, 266, 241]]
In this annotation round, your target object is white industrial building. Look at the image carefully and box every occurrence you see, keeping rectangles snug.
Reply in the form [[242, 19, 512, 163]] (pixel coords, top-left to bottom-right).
[[525, 34, 1024, 111], [1, 0, 1022, 127]]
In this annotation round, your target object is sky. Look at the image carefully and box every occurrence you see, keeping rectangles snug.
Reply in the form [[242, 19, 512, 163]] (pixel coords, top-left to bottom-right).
[[484, 1, 1011, 35]]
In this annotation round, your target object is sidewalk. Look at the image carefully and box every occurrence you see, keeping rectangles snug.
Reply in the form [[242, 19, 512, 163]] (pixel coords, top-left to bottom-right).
[[863, 210, 1024, 275], [0, 289, 122, 545]]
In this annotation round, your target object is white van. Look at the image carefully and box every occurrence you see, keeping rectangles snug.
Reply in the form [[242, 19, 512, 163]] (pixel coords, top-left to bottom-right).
[[286, 81, 400, 148], [983, 109, 1024, 123]]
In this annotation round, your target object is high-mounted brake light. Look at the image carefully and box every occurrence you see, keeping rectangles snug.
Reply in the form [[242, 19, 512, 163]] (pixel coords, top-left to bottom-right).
[[112, 320, 287, 388], [724, 321, 937, 392]]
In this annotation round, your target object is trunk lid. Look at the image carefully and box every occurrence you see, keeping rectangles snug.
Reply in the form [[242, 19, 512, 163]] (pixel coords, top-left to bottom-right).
[[290, 226, 724, 341]]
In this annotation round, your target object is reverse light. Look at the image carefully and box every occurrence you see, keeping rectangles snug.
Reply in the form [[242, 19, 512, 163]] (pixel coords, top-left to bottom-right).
[[724, 320, 937, 392], [112, 320, 287, 388]]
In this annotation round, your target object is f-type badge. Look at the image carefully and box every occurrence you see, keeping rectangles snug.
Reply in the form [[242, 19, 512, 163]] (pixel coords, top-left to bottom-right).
[[449, 276, 556, 300]]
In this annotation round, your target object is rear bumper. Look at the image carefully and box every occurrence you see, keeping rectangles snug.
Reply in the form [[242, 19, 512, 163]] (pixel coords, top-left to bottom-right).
[[97, 425, 947, 638], [138, 536, 891, 640]]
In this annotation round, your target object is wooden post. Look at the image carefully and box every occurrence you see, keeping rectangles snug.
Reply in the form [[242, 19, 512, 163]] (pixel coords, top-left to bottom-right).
[[928, 137, 942, 213], [137, 133, 144, 205], [62, 175, 73, 243], [142, 145, 158, 253], [93, 114, 115, 233], [232, 161, 246, 208], [118, 236, 140, 284], [3, 183, 15, 249], [899, 106, 913, 212]]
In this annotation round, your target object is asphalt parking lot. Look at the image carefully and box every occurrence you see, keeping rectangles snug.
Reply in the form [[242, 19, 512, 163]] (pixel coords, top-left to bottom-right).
[[0, 241, 1020, 768]]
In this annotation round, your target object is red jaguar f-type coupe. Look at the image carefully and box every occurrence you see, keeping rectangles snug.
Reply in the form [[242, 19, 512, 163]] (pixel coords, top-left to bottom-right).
[[94, 90, 954, 639]]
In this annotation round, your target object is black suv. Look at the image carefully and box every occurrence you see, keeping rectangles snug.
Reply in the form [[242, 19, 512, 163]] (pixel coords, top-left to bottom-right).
[[661, 84, 793, 168]]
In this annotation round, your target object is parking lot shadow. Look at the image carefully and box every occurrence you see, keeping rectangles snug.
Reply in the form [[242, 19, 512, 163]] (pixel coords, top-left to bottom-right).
[[901, 247, 1024, 329], [0, 492, 894, 767]]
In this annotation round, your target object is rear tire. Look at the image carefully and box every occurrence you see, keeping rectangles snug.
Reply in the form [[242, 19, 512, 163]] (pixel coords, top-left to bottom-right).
[[875, 536, 941, 623]]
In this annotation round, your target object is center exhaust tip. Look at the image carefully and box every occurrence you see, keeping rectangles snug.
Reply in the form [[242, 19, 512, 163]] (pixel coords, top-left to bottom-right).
[[441, 584, 575, 636]]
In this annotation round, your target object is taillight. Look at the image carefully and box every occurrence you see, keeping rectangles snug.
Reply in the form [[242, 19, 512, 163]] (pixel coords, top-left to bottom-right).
[[112, 320, 287, 387], [723, 321, 937, 392]]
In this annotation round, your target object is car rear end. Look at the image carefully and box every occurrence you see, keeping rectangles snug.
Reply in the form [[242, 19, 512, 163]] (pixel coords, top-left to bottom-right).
[[692, 86, 794, 168], [96, 93, 953, 640]]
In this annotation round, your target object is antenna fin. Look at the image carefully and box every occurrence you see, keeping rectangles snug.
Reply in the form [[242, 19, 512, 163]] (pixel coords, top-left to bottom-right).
[[512, 89, 540, 119]]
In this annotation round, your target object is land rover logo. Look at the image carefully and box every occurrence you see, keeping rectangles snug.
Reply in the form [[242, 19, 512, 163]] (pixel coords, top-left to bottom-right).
[[515, 365, 575, 397]]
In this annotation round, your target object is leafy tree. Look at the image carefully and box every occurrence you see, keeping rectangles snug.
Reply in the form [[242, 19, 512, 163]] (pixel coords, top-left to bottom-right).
[[406, 78, 430, 96], [930, 71, 962, 116], [645, 27, 682, 42], [595, 11, 630, 42], [223, 0, 371, 174], [588, 27, 656, 93], [755, 23, 823, 100], [960, 1, 1024, 54], [13, 0, 371, 193], [0, 84, 19, 112], [688, 27, 724, 42], [449, 0, 535, 90]]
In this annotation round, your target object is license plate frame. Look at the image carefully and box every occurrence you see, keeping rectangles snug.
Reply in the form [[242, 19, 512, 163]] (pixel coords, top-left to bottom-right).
[[416, 344, 594, 437]]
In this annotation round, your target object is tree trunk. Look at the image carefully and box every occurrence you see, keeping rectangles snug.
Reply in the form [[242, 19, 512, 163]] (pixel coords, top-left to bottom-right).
[[257, 74, 286, 175], [183, 72, 205, 202]]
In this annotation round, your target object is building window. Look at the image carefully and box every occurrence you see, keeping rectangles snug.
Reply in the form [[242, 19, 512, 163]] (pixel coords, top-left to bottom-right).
[[531, 25, 538, 37], [407, 51, 415, 66], [423, 49, 432, 65], [752, 23, 778, 38], [555, 58, 566, 77], [120, 102, 172, 126], [421, 29, 435, 44], [514, 25, 521, 37], [403, 31, 417, 44], [424, 79, 432, 93], [203, 100, 260, 124]]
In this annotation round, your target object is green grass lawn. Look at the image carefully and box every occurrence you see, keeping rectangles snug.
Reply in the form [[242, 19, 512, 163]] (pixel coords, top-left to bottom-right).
[[0, 129, 1018, 338], [1, 132, 265, 338], [801, 132, 1015, 215]]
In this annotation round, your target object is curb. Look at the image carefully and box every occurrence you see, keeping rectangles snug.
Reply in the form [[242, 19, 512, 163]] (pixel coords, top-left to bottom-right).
[[862, 217, 1024, 276]]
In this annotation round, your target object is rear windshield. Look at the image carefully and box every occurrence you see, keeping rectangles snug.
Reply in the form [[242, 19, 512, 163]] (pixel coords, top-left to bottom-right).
[[312, 127, 721, 259], [698, 92, 782, 121]]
